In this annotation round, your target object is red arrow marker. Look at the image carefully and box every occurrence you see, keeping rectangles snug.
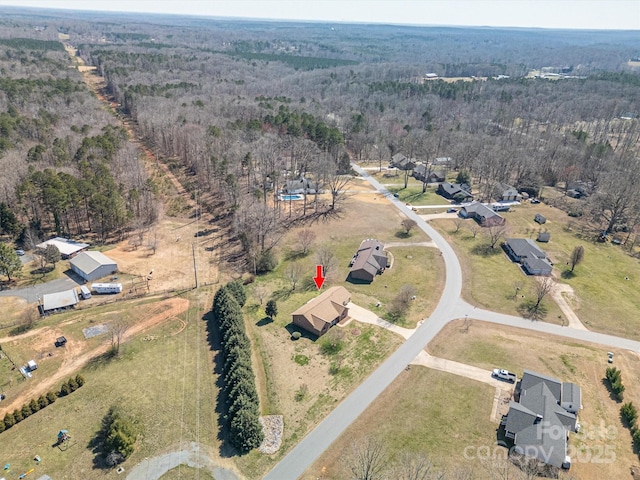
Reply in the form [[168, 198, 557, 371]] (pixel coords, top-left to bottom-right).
[[313, 264, 325, 290]]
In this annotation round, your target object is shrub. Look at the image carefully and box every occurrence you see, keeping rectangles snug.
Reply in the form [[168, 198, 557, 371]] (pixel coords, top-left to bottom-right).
[[67, 377, 79, 392], [46, 391, 57, 404], [229, 408, 264, 452], [21, 404, 32, 419], [59, 382, 71, 397], [75, 374, 85, 387], [226, 281, 247, 307], [29, 399, 39, 414], [621, 402, 638, 427], [265, 299, 278, 319], [291, 331, 301, 340], [38, 395, 49, 409], [13, 409, 23, 424], [256, 250, 277, 273], [3, 414, 14, 429], [633, 429, 640, 450], [0, 420, 4, 433]]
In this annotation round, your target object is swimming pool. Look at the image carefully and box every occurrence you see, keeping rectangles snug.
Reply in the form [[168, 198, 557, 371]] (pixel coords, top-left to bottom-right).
[[280, 194, 304, 201]]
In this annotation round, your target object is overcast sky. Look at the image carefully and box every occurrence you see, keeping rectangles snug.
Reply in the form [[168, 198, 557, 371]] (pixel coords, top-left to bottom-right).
[[1, 0, 638, 30]]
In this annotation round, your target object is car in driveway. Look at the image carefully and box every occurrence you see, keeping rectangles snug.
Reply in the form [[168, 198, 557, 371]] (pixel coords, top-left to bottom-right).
[[15, 249, 24, 256], [446, 208, 458, 213], [492, 368, 517, 383]]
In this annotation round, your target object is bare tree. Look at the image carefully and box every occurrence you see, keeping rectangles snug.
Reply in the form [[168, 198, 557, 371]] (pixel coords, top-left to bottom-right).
[[533, 276, 556, 311], [392, 452, 444, 480], [453, 217, 464, 233], [344, 438, 388, 480], [146, 228, 158, 255], [284, 262, 303, 290], [326, 173, 352, 210], [389, 284, 417, 320], [467, 222, 480, 239], [108, 320, 129, 355], [253, 284, 269, 305], [297, 228, 316, 255], [486, 223, 509, 249], [315, 246, 338, 279], [569, 245, 584, 272], [401, 218, 418, 235]]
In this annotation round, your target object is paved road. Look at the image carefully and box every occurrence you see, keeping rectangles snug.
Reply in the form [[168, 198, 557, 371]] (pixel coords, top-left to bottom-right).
[[263, 164, 640, 480], [263, 166, 463, 480], [0, 275, 81, 303]]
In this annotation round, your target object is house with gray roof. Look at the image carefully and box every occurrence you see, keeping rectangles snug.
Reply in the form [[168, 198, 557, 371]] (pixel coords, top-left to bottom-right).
[[460, 201, 505, 227], [412, 164, 445, 183], [349, 239, 387, 283], [502, 370, 582, 470], [70, 251, 118, 282], [437, 182, 473, 202], [504, 238, 553, 275], [494, 183, 522, 202], [390, 153, 416, 170]]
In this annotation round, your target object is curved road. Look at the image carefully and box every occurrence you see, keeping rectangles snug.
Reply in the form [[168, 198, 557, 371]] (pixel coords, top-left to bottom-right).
[[263, 165, 640, 480]]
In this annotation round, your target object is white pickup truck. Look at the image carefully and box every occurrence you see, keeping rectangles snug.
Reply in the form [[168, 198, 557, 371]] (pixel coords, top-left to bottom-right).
[[492, 368, 517, 383]]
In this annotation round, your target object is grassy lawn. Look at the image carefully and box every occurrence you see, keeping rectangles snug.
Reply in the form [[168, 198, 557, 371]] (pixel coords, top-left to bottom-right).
[[432, 201, 640, 336], [431, 216, 563, 323], [428, 320, 640, 480], [159, 465, 215, 479], [302, 368, 496, 479], [385, 185, 451, 206], [233, 193, 447, 477], [0, 291, 224, 480]]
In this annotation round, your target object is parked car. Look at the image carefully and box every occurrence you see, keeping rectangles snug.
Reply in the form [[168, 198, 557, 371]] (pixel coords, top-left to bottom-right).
[[15, 249, 24, 256], [531, 198, 541, 204], [446, 208, 458, 213], [492, 368, 517, 383]]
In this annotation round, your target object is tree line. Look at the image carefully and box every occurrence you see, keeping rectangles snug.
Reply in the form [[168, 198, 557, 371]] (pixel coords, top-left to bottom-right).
[[211, 282, 264, 452]]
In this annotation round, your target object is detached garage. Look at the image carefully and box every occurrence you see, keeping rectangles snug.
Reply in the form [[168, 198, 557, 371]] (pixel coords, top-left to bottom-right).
[[70, 251, 118, 282]]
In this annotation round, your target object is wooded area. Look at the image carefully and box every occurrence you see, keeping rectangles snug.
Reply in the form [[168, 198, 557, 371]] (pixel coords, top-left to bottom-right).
[[0, 7, 639, 268]]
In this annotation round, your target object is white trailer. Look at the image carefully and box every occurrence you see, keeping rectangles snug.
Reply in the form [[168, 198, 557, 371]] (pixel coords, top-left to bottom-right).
[[91, 283, 123, 294], [79, 285, 92, 299]]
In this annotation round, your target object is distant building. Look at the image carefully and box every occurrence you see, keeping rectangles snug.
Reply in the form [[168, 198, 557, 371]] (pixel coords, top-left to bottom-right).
[[425, 72, 439, 79], [36, 237, 89, 259], [70, 251, 118, 282], [40, 289, 79, 315], [291, 286, 351, 337], [437, 182, 473, 202], [349, 239, 388, 283]]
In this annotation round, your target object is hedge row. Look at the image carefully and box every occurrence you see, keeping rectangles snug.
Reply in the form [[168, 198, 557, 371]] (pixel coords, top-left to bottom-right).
[[0, 375, 84, 433], [212, 282, 263, 452]]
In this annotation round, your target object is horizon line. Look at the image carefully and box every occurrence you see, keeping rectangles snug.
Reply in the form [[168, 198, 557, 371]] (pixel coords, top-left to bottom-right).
[[0, 4, 638, 32]]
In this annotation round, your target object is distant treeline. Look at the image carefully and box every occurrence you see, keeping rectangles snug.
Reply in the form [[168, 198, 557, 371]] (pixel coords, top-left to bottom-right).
[[0, 38, 64, 52]]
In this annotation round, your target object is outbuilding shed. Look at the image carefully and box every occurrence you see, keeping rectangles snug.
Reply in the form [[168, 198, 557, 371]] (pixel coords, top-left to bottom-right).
[[36, 237, 89, 259], [40, 289, 79, 315], [70, 251, 118, 282]]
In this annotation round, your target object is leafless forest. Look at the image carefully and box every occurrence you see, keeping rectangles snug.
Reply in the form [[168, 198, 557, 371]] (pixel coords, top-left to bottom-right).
[[0, 6, 639, 270]]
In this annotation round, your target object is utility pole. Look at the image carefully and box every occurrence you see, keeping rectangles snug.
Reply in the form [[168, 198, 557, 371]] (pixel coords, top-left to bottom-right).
[[192, 243, 198, 289]]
